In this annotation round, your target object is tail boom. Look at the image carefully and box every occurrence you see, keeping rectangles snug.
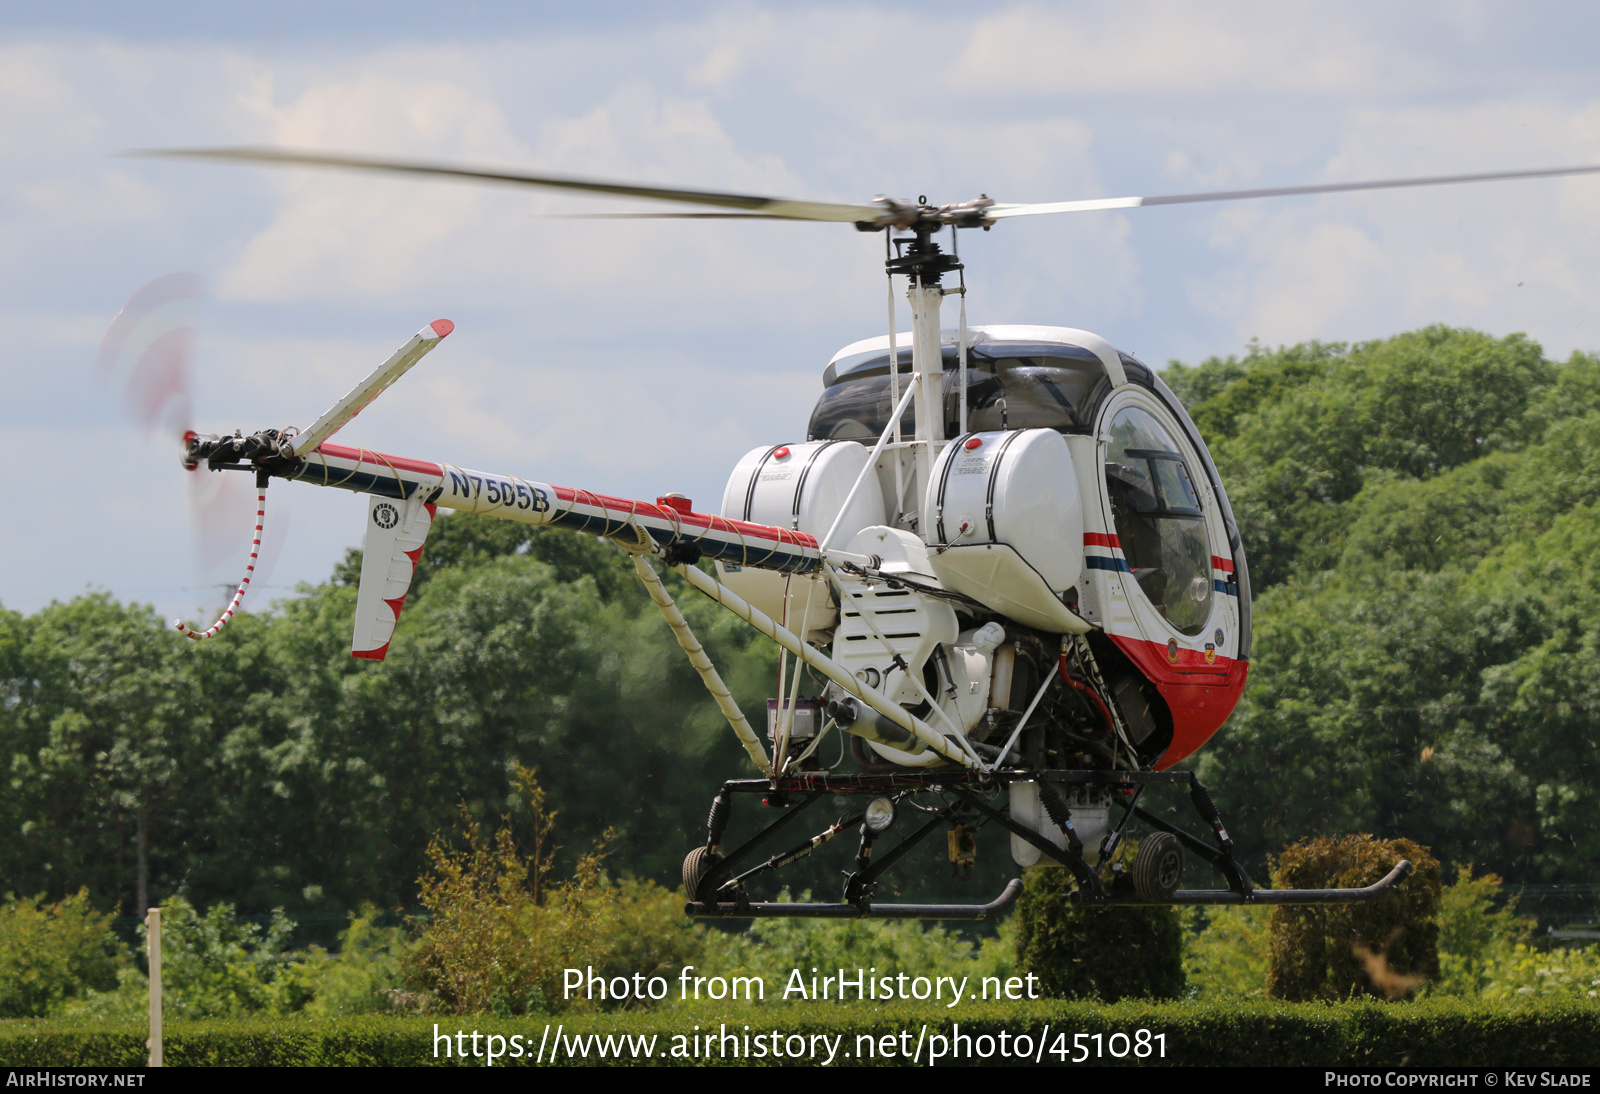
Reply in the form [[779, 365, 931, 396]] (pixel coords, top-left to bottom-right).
[[281, 441, 823, 574]]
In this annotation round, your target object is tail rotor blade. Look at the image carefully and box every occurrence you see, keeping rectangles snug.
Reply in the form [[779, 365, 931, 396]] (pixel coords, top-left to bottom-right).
[[189, 466, 255, 572], [96, 272, 201, 439], [290, 319, 454, 457]]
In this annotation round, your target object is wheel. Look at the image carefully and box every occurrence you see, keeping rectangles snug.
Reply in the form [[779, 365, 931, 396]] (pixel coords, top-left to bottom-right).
[[682, 846, 723, 902], [1131, 832, 1184, 902]]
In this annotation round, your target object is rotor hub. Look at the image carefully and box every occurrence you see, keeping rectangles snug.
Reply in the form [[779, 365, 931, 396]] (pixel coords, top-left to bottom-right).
[[858, 194, 996, 234], [885, 227, 962, 285]]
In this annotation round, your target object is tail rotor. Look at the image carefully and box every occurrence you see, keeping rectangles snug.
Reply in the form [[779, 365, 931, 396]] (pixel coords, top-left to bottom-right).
[[97, 274, 288, 633]]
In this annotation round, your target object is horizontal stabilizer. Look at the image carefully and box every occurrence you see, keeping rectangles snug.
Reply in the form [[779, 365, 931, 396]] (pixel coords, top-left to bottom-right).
[[291, 319, 453, 458], [352, 493, 436, 660]]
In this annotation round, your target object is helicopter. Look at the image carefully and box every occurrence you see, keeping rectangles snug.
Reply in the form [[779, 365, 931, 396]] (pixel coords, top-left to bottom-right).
[[136, 147, 1600, 918]]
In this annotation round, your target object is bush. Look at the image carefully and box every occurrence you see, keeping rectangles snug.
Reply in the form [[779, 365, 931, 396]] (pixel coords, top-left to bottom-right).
[[0, 891, 121, 1018], [1267, 834, 1440, 1001], [271, 907, 410, 1017], [12, 998, 1598, 1067], [1183, 905, 1270, 998], [1479, 944, 1600, 999], [402, 766, 701, 1015], [1434, 864, 1533, 995], [59, 895, 301, 1022], [1014, 867, 1185, 1002], [154, 897, 300, 1018]]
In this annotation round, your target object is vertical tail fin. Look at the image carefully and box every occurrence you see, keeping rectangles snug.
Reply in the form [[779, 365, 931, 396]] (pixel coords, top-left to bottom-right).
[[351, 494, 436, 660]]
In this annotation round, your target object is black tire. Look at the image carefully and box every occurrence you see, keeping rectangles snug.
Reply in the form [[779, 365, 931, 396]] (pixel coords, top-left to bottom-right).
[[682, 846, 723, 902], [1131, 832, 1184, 902]]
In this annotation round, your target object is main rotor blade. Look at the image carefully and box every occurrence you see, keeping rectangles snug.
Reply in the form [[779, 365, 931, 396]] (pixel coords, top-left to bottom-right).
[[132, 146, 887, 224], [290, 319, 454, 458], [554, 211, 808, 220], [985, 162, 1600, 220]]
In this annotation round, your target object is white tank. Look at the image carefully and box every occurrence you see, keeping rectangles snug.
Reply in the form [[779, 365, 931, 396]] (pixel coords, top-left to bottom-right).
[[921, 429, 1089, 634], [715, 440, 887, 638]]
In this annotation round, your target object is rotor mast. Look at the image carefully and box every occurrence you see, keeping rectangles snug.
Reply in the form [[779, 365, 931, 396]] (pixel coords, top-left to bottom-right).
[[886, 217, 964, 530]]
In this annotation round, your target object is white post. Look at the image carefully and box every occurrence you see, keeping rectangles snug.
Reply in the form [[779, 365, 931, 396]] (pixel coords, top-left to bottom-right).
[[146, 907, 162, 1067]]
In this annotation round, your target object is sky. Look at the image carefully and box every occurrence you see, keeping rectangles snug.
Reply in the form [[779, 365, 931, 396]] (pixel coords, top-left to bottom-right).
[[4, 2, 1600, 622]]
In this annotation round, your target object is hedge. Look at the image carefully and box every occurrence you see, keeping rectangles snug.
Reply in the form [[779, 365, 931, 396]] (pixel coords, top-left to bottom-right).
[[1268, 835, 1442, 1001], [1016, 867, 1186, 1002], [2, 999, 1596, 1066]]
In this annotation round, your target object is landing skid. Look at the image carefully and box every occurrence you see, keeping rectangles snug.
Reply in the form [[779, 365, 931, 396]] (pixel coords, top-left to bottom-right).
[[682, 770, 1412, 920], [691, 879, 1024, 920]]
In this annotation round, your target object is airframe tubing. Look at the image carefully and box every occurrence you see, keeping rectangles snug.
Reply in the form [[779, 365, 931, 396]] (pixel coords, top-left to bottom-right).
[[817, 373, 919, 550], [689, 878, 1024, 920], [632, 556, 772, 777], [671, 561, 976, 768]]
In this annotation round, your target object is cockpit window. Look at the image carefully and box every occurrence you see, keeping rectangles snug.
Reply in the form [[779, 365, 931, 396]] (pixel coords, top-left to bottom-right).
[[1105, 406, 1213, 636], [808, 343, 1105, 441], [807, 367, 919, 440], [968, 356, 1100, 434]]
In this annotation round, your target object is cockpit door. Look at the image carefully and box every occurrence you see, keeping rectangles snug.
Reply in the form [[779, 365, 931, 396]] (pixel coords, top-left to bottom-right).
[[1092, 389, 1240, 678]]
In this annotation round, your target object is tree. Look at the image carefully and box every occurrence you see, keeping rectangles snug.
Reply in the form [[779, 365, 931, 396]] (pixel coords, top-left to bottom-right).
[[4, 596, 200, 913]]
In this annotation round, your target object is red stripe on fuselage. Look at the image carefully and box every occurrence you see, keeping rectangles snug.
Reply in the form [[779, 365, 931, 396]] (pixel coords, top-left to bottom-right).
[[551, 485, 819, 549], [315, 443, 445, 478], [1084, 532, 1121, 549], [1211, 555, 1235, 573]]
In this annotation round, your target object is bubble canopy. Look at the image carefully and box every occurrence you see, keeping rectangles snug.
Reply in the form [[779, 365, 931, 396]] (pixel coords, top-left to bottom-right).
[[808, 341, 1111, 441]]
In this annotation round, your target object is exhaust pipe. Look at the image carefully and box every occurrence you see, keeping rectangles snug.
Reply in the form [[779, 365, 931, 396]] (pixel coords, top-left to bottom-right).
[[827, 697, 928, 755]]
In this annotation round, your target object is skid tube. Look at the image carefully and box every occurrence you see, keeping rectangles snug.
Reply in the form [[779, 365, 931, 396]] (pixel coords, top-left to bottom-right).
[[682, 770, 1414, 919], [1088, 860, 1414, 906], [688, 879, 1023, 920]]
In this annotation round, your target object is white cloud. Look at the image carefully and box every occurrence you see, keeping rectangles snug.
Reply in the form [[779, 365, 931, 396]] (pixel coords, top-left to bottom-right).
[[1188, 100, 1600, 353], [950, 3, 1430, 100], [0, 44, 95, 157], [212, 63, 884, 328]]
